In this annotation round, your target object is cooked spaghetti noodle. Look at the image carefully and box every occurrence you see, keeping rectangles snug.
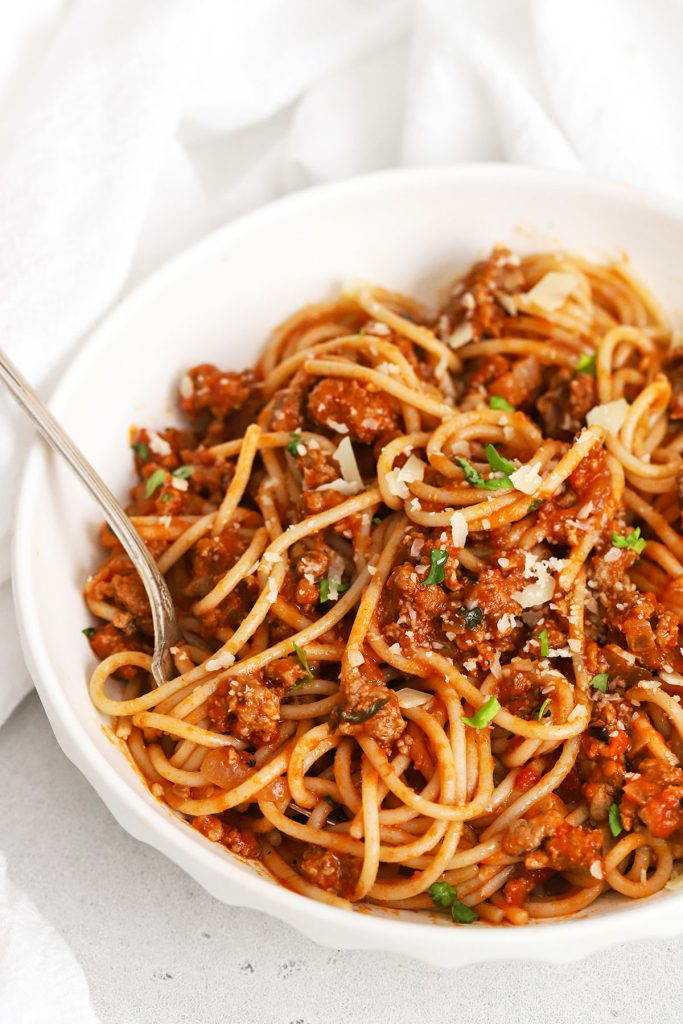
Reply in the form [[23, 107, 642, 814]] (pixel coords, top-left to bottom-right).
[[84, 247, 683, 926]]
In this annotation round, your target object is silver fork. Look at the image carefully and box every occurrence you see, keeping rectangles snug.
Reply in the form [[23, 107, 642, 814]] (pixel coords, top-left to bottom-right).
[[0, 349, 183, 686]]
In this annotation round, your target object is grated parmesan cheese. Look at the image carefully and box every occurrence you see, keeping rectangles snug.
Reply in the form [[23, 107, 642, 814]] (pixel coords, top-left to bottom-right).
[[148, 430, 172, 457], [386, 454, 426, 500], [315, 479, 362, 495], [207, 650, 236, 672], [179, 373, 194, 399], [347, 647, 365, 667], [450, 510, 468, 548], [327, 419, 349, 434], [447, 322, 474, 349], [333, 436, 363, 487], [509, 462, 543, 495], [395, 688, 432, 709], [522, 272, 580, 311], [586, 398, 629, 434], [171, 476, 188, 491]]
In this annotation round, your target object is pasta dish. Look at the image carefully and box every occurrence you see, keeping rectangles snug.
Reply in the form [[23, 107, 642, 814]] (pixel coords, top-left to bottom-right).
[[84, 248, 683, 926]]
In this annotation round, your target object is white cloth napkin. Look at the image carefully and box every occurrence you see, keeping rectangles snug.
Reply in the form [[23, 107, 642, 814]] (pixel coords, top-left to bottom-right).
[[0, 856, 98, 1024], [2, 0, 683, 1018]]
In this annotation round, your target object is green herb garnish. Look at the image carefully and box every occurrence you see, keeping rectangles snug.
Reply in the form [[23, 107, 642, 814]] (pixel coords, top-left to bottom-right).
[[372, 516, 383, 526], [319, 578, 350, 603], [451, 901, 479, 924], [538, 628, 549, 658], [458, 606, 483, 630], [82, 627, 95, 638], [132, 442, 149, 462], [609, 802, 623, 837], [144, 468, 167, 498], [536, 697, 551, 721], [485, 444, 515, 477], [576, 353, 597, 376], [338, 697, 388, 724], [590, 672, 609, 693], [611, 527, 647, 555], [489, 396, 515, 413], [462, 696, 501, 729], [287, 432, 303, 457], [323, 794, 335, 807], [160, 493, 172, 503], [171, 465, 194, 479], [528, 499, 544, 514], [422, 548, 448, 587], [428, 881, 479, 924], [456, 456, 513, 491], [292, 642, 313, 682]]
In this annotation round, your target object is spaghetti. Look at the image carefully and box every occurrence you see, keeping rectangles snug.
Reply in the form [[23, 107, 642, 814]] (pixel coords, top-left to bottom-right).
[[84, 247, 683, 926]]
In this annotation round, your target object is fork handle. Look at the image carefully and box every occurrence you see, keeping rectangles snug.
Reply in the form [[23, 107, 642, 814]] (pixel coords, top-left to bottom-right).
[[0, 349, 180, 685]]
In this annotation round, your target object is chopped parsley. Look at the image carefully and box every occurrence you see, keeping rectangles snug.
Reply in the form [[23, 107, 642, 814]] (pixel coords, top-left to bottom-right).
[[485, 444, 515, 477], [338, 697, 388, 724], [576, 353, 597, 376], [456, 456, 513, 491], [319, 578, 350, 603], [462, 696, 501, 729], [428, 881, 479, 924], [82, 627, 95, 638], [538, 628, 549, 658], [131, 442, 149, 462], [611, 527, 647, 555], [372, 516, 383, 526], [160, 493, 172, 503], [287, 432, 303, 456], [527, 499, 544, 514], [536, 698, 551, 721], [422, 548, 448, 587], [171, 465, 194, 479], [489, 396, 515, 413], [292, 642, 313, 682], [590, 672, 609, 693], [460, 606, 483, 630], [144, 468, 167, 498], [608, 802, 623, 837]]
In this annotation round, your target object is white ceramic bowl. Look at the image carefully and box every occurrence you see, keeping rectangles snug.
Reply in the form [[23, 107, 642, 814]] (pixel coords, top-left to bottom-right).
[[13, 165, 683, 966]]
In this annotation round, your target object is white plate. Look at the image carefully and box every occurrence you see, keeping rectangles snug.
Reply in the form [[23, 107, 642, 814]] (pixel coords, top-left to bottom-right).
[[13, 164, 683, 966]]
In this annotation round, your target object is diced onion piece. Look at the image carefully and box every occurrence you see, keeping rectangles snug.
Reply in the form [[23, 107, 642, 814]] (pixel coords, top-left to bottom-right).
[[395, 687, 432, 709], [523, 272, 580, 311], [333, 436, 363, 487], [450, 510, 468, 548], [509, 462, 543, 495], [447, 322, 474, 350], [586, 398, 629, 434]]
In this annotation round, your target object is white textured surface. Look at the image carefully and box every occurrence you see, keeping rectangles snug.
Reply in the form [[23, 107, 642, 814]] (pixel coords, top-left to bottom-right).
[[2, 694, 682, 1024]]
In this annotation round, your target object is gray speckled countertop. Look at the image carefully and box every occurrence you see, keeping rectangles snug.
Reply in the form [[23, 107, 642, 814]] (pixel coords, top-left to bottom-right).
[[2, 693, 682, 1024]]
